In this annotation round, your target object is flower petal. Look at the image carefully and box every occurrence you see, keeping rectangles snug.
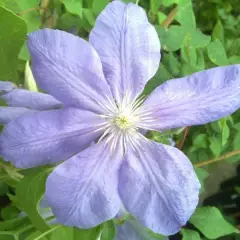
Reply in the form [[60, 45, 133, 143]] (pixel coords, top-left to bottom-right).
[[27, 29, 113, 113], [0, 108, 103, 168], [89, 1, 160, 103], [1, 89, 62, 110], [46, 141, 122, 228], [0, 107, 36, 124], [119, 140, 200, 236], [0, 81, 16, 95], [141, 65, 240, 130]]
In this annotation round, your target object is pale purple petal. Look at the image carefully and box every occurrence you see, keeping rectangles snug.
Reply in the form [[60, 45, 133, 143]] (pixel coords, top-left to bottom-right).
[[0, 107, 36, 124], [141, 65, 240, 130], [27, 29, 113, 113], [119, 140, 200, 236], [1, 89, 62, 110], [115, 220, 168, 240], [0, 81, 16, 95], [89, 1, 160, 103], [46, 141, 122, 228], [0, 108, 103, 168]]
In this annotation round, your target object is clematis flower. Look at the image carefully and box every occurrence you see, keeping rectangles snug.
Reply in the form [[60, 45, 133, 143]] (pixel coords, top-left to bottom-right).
[[0, 0, 240, 236]]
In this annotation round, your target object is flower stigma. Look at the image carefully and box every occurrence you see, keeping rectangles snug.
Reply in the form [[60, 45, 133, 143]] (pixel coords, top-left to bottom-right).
[[95, 92, 153, 155]]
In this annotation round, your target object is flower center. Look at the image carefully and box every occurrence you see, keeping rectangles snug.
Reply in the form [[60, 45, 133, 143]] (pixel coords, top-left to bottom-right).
[[115, 115, 131, 129], [112, 106, 139, 132], [97, 93, 149, 154]]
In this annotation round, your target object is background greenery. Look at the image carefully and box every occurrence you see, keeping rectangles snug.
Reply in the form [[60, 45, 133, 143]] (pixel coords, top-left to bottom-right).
[[0, 0, 239, 239]]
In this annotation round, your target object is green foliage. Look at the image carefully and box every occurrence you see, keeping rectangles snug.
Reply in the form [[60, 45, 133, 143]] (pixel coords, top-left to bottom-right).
[[181, 229, 201, 240], [190, 207, 236, 239], [92, 0, 109, 16], [74, 226, 102, 239], [194, 167, 209, 194], [156, 25, 186, 51], [100, 221, 116, 240], [18, 0, 41, 32], [0, 5, 27, 80], [176, 0, 196, 29], [15, 168, 50, 232], [207, 39, 229, 66]]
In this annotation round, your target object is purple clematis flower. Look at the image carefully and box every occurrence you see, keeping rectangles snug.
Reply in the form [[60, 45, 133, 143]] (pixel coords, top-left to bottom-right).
[[0, 0, 240, 236]]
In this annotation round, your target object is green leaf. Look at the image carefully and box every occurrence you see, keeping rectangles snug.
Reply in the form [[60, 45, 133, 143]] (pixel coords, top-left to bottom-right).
[[18, 0, 41, 32], [176, 0, 196, 29], [101, 221, 116, 240], [74, 226, 102, 240], [92, 0, 108, 16], [156, 25, 186, 51], [0, 217, 29, 231], [196, 49, 205, 71], [234, 123, 240, 131], [58, 12, 82, 31], [193, 134, 208, 148], [0, 236, 12, 240], [229, 55, 240, 64], [207, 39, 229, 66], [162, 52, 181, 77], [15, 168, 50, 232], [0, 5, 27, 80], [210, 121, 221, 133], [122, 0, 136, 3], [157, 12, 166, 24], [180, 63, 197, 76], [0, 0, 20, 13], [161, 0, 179, 7], [19, 43, 30, 60], [149, 0, 162, 14], [0, 181, 9, 196], [190, 207, 236, 239], [212, 20, 225, 44], [50, 226, 74, 240], [181, 229, 201, 240], [222, 123, 230, 146], [25, 231, 48, 240], [187, 29, 211, 48], [1, 206, 19, 220], [149, 131, 173, 145], [25, 225, 61, 240], [233, 132, 240, 150], [62, 0, 83, 18], [194, 167, 209, 194], [181, 46, 197, 66], [147, 229, 167, 239], [144, 63, 173, 95], [209, 136, 222, 157], [82, 8, 95, 29]]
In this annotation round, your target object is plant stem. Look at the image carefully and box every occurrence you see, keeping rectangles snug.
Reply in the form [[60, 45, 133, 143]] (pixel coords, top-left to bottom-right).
[[0, 231, 15, 235], [177, 127, 190, 150], [34, 225, 60, 240], [17, 7, 39, 16], [194, 149, 240, 167], [161, 7, 178, 28], [40, 0, 50, 15]]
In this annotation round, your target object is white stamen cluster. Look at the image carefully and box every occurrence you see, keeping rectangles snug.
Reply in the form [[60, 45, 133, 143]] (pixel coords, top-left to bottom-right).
[[97, 92, 153, 155]]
